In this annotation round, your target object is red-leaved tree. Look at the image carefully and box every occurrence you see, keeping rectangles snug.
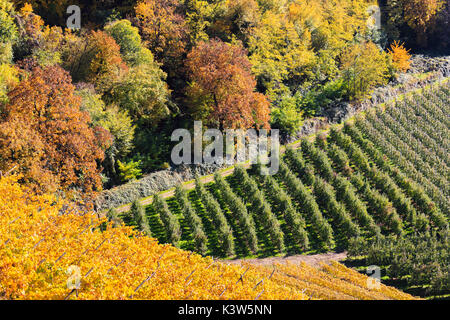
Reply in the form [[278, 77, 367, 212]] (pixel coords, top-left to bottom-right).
[[186, 39, 270, 130]]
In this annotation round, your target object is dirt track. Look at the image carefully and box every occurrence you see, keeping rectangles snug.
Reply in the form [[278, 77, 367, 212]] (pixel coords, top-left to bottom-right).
[[221, 252, 348, 268]]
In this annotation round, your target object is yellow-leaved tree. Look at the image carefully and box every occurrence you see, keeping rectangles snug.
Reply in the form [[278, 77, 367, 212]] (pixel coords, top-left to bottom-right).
[[340, 41, 390, 101]]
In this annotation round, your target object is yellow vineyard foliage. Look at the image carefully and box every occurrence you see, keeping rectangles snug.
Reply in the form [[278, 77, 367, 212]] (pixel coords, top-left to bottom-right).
[[0, 175, 418, 300]]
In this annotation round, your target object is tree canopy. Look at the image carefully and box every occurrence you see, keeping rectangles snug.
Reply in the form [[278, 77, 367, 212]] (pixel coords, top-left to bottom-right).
[[186, 39, 270, 129], [0, 65, 109, 199]]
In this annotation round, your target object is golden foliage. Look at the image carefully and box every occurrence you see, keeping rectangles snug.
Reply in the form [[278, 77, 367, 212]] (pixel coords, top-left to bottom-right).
[[388, 41, 412, 73], [0, 175, 418, 300], [248, 0, 373, 96], [402, 0, 445, 32], [0, 63, 18, 103], [340, 41, 390, 100], [135, 0, 187, 76]]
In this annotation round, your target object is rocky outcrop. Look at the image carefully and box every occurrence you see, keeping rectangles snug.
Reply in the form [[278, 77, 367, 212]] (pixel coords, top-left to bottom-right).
[[407, 54, 450, 77]]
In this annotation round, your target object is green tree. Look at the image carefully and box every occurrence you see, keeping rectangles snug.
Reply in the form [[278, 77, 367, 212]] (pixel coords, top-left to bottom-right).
[[106, 208, 122, 227], [0, 63, 18, 104], [0, 0, 17, 44], [107, 64, 170, 125], [62, 30, 128, 93], [117, 159, 142, 183], [104, 19, 156, 67], [130, 200, 151, 235], [76, 87, 136, 184]]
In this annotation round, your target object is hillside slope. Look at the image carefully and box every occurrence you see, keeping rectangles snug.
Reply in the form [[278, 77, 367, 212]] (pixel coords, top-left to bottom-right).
[[0, 175, 416, 300], [117, 82, 449, 260]]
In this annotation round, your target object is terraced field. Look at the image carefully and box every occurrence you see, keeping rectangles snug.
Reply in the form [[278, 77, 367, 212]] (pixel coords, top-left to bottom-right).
[[117, 82, 449, 262]]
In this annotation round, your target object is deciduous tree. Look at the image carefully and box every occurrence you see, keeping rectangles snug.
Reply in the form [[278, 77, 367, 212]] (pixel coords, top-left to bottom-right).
[[0, 65, 110, 199], [388, 41, 412, 73], [135, 0, 188, 78], [0, 0, 17, 45], [107, 64, 170, 125], [104, 19, 155, 67], [76, 87, 136, 184], [402, 0, 444, 44], [340, 41, 389, 101], [62, 30, 128, 93], [186, 39, 270, 129]]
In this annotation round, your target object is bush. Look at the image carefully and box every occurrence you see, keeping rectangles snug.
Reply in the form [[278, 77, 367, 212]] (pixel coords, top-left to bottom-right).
[[195, 176, 235, 257], [297, 79, 347, 116], [270, 93, 304, 135], [153, 194, 181, 246], [347, 237, 369, 257], [129, 200, 151, 236], [175, 185, 208, 255], [106, 208, 121, 227], [117, 159, 142, 183]]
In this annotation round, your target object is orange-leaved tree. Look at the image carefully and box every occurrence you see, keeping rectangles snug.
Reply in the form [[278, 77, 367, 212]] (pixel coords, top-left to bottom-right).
[[62, 30, 128, 93], [186, 39, 270, 130], [0, 65, 111, 199], [134, 0, 188, 78], [86, 30, 129, 92], [388, 41, 412, 73]]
